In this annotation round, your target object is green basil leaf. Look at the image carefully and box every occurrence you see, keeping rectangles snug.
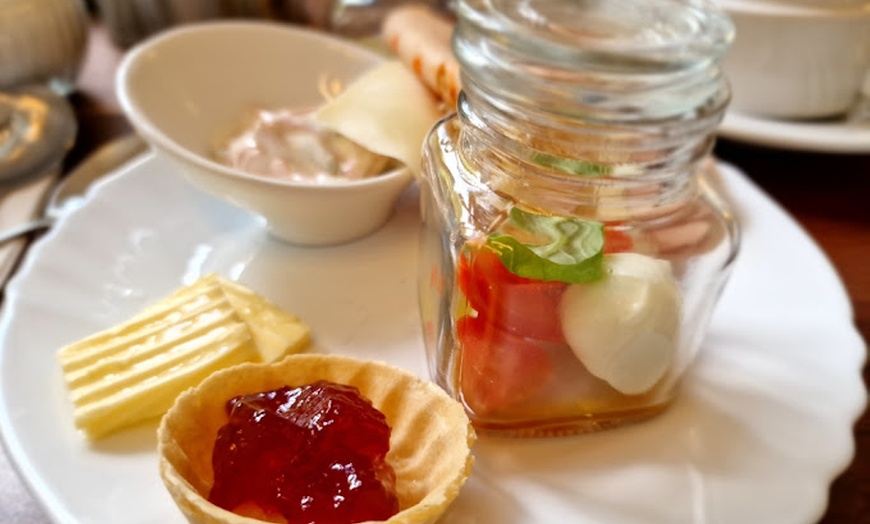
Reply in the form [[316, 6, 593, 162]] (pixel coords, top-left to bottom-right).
[[486, 208, 605, 283], [530, 152, 611, 177]]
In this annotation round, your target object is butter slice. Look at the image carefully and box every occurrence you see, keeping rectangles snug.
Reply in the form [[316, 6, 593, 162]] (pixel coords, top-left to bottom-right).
[[57, 275, 311, 440], [219, 278, 310, 363]]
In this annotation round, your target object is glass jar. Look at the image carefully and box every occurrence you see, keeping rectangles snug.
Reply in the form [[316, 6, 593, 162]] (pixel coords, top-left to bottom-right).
[[418, 0, 739, 437]]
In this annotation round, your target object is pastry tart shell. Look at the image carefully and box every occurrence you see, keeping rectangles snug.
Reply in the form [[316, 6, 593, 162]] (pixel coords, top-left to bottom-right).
[[158, 354, 476, 524]]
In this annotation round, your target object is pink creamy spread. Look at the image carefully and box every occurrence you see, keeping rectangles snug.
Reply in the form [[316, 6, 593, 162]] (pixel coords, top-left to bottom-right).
[[215, 108, 393, 183]]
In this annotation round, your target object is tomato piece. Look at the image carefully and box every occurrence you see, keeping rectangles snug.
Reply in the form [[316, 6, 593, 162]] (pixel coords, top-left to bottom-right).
[[457, 244, 567, 343], [603, 226, 633, 254], [457, 315, 552, 416]]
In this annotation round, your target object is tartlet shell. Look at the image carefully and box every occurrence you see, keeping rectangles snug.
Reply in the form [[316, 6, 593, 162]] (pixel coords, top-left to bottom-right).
[[158, 354, 475, 524]]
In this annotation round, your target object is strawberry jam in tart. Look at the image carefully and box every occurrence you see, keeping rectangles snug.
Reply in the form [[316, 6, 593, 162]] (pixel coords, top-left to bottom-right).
[[208, 381, 399, 524]]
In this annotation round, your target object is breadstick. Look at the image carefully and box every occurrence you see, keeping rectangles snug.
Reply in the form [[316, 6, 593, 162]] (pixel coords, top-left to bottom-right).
[[382, 5, 461, 108]]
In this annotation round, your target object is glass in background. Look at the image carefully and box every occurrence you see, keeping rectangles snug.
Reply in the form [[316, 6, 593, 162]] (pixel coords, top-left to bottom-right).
[[0, 0, 86, 184], [847, 68, 870, 122], [0, 0, 90, 95]]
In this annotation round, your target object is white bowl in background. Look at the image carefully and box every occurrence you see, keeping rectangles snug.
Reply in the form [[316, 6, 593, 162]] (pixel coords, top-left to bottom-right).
[[720, 0, 870, 119], [116, 21, 414, 246]]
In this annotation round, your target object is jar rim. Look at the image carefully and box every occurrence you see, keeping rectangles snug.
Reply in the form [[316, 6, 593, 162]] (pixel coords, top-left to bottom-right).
[[455, 0, 734, 69]]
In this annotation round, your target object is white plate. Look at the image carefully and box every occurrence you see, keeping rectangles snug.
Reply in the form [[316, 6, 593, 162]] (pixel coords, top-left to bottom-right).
[[718, 109, 870, 153], [0, 153, 865, 524]]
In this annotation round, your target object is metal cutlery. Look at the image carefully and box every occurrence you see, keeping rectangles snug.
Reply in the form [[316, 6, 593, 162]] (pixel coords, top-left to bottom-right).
[[0, 134, 148, 247]]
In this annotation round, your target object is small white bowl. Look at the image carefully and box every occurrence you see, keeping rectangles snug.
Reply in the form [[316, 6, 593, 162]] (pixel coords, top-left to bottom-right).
[[719, 0, 870, 119], [116, 21, 414, 246]]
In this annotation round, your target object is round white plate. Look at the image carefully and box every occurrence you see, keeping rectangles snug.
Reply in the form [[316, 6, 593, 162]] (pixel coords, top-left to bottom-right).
[[0, 152, 865, 524], [718, 109, 870, 153]]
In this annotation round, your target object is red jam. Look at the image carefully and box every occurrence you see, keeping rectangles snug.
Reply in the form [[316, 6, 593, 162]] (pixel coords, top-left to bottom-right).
[[208, 380, 399, 524]]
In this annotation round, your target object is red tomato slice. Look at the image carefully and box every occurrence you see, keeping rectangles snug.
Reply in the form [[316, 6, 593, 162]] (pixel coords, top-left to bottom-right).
[[457, 245, 567, 343], [457, 315, 552, 416], [604, 222, 634, 255], [604, 225, 633, 254]]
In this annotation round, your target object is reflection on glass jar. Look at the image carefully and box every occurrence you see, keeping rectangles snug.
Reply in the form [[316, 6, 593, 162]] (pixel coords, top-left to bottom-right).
[[0, 0, 90, 95], [418, 0, 739, 437]]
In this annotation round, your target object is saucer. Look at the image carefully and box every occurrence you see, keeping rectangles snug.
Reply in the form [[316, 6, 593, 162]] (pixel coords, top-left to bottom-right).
[[717, 109, 870, 154]]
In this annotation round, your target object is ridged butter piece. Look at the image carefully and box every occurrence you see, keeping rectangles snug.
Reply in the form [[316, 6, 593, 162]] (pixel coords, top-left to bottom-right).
[[57, 275, 311, 440], [218, 278, 311, 363]]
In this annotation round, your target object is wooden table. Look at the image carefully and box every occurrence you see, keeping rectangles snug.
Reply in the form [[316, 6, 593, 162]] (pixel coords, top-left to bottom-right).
[[1, 21, 867, 524]]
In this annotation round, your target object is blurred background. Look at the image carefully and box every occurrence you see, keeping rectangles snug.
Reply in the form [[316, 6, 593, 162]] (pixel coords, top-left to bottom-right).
[[0, 0, 455, 98], [90, 0, 452, 45]]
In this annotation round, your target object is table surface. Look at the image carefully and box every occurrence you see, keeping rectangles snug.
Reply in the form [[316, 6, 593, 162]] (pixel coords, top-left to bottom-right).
[[1, 21, 867, 524]]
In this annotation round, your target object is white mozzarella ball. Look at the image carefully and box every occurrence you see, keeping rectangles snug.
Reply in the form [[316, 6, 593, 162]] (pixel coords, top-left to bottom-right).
[[559, 252, 682, 395]]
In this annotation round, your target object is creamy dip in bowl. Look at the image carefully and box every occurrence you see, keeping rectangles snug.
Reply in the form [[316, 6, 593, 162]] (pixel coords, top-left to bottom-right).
[[117, 21, 439, 245]]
